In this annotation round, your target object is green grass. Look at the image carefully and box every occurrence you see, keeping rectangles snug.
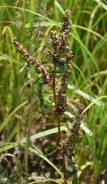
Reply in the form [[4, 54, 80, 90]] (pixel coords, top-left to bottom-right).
[[0, 0, 107, 183]]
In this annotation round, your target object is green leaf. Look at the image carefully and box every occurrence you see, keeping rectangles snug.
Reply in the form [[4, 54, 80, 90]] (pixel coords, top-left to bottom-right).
[[72, 175, 78, 184], [44, 144, 60, 154], [53, 57, 66, 73], [0, 126, 67, 152]]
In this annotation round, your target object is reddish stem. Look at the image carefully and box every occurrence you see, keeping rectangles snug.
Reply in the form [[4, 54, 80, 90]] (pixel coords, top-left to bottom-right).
[[62, 150, 67, 184]]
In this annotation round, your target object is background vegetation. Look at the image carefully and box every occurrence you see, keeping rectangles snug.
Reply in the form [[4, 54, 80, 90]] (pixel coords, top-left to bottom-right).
[[0, 0, 107, 183]]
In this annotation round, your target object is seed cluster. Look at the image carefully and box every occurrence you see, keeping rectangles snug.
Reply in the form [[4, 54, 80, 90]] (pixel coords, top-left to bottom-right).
[[13, 36, 51, 85], [50, 10, 73, 115], [61, 105, 83, 156], [60, 105, 83, 179]]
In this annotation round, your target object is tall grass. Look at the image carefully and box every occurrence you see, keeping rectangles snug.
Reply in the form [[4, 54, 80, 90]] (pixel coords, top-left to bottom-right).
[[0, 0, 107, 183]]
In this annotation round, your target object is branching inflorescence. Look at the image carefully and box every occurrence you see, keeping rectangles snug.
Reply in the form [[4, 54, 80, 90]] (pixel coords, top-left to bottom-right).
[[13, 10, 73, 116]]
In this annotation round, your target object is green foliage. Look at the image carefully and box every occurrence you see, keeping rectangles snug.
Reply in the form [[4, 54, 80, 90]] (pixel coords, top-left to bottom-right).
[[0, 0, 107, 184], [53, 58, 66, 73], [44, 144, 60, 154]]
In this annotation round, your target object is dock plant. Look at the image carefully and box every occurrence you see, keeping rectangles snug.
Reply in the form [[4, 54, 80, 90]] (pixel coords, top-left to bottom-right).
[[13, 10, 84, 184]]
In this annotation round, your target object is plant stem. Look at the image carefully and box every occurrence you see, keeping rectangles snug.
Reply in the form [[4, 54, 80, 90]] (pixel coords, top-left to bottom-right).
[[62, 150, 67, 184], [53, 69, 67, 184], [53, 67, 61, 144]]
